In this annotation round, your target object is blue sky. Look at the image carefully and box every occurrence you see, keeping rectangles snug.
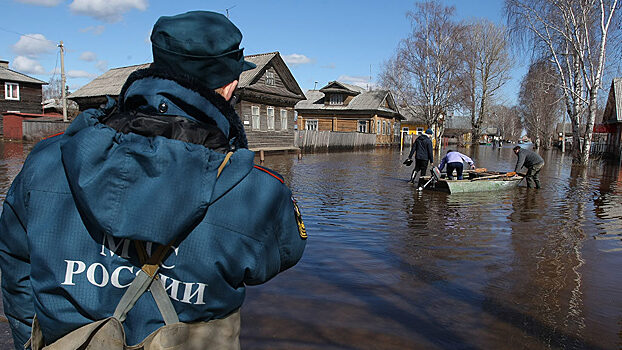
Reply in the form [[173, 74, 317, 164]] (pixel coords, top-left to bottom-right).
[[0, 0, 526, 104]]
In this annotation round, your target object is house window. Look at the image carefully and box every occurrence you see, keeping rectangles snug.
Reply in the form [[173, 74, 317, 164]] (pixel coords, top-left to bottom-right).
[[329, 94, 343, 105], [5, 83, 19, 100], [267, 106, 275, 130], [357, 120, 367, 133], [306, 120, 318, 131], [382, 121, 387, 135], [416, 127, 424, 135], [265, 71, 275, 86], [280, 109, 288, 130], [402, 127, 409, 133], [377, 121, 381, 135], [251, 106, 260, 130]]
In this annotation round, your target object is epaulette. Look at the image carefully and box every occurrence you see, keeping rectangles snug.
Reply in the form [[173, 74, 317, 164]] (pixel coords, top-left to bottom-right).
[[253, 165, 284, 184]]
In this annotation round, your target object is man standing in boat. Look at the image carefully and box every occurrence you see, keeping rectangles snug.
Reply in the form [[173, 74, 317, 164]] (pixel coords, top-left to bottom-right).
[[437, 150, 475, 180], [405, 129, 434, 189], [513, 145, 545, 189]]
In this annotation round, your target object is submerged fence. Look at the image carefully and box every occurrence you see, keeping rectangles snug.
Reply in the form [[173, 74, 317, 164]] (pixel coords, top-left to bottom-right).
[[294, 130, 377, 151]]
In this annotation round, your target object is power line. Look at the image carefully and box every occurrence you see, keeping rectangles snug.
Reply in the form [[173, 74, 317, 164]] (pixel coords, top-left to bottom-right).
[[0, 26, 57, 43]]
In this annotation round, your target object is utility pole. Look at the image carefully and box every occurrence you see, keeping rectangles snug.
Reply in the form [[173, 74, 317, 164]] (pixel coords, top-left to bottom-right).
[[59, 41, 67, 122]]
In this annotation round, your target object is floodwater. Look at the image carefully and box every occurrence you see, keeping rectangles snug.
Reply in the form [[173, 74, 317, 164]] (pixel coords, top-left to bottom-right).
[[0, 141, 621, 350]]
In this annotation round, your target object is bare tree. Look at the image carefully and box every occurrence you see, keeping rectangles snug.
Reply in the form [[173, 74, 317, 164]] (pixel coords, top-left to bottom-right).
[[519, 60, 563, 149], [379, 0, 463, 148], [43, 76, 63, 101], [489, 104, 523, 141], [458, 19, 513, 146], [506, 0, 621, 165]]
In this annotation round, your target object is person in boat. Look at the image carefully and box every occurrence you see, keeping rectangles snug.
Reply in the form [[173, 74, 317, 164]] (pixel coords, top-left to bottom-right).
[[404, 129, 434, 188], [437, 150, 476, 180], [513, 145, 545, 189], [0, 11, 306, 349]]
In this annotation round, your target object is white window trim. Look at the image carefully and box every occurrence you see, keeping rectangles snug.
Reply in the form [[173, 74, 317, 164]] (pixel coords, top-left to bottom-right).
[[376, 121, 381, 135], [305, 119, 318, 131], [265, 71, 275, 86], [416, 127, 424, 135], [329, 94, 343, 105], [267, 106, 275, 130], [5, 82, 19, 100], [251, 106, 260, 130], [357, 120, 367, 133], [280, 109, 288, 130]]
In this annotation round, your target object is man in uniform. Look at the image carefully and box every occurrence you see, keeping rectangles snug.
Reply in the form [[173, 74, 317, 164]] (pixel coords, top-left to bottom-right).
[[513, 145, 545, 189], [405, 129, 434, 189], [0, 11, 306, 349]]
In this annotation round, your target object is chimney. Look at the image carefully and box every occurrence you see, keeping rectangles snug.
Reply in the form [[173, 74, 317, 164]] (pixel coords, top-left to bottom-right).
[[0, 60, 8, 69]]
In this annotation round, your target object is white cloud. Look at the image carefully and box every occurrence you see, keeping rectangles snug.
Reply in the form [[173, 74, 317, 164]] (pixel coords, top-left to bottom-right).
[[79, 51, 97, 62], [12, 34, 56, 58], [67, 70, 97, 79], [338, 75, 375, 89], [321, 63, 336, 69], [12, 56, 46, 75], [95, 60, 108, 72], [16, 0, 63, 6], [79, 25, 106, 35], [283, 54, 313, 66], [69, 0, 148, 23]]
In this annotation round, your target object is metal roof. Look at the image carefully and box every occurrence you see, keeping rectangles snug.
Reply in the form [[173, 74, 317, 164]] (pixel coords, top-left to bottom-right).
[[0, 67, 46, 85], [295, 88, 401, 117], [69, 63, 151, 99]]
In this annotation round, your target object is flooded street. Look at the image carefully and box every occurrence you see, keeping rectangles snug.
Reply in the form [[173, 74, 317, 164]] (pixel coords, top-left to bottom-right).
[[1, 142, 621, 349]]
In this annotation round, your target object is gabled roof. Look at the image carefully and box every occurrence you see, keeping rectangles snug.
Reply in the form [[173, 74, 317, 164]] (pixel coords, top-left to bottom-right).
[[69, 63, 151, 99], [0, 66, 47, 85], [295, 84, 403, 119], [319, 81, 365, 96], [239, 51, 305, 99], [602, 78, 622, 123]]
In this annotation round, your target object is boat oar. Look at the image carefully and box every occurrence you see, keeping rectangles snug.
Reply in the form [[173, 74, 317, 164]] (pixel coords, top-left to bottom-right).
[[471, 172, 517, 181]]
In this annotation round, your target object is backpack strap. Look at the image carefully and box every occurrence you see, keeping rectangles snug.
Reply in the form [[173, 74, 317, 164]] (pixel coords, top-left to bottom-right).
[[112, 151, 234, 325]]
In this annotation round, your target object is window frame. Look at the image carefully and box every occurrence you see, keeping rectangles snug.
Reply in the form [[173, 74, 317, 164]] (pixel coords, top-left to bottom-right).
[[251, 106, 260, 130], [329, 94, 343, 105], [357, 120, 367, 133], [280, 109, 288, 130], [265, 71, 275, 86], [266, 106, 275, 130], [5, 82, 19, 100], [305, 119, 318, 131], [416, 127, 424, 135]]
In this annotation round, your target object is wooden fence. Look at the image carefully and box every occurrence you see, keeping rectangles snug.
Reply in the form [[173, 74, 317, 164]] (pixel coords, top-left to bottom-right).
[[22, 118, 70, 141], [294, 130, 377, 151]]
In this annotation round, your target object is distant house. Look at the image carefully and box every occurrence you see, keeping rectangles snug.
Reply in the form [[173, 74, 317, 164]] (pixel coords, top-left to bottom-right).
[[295, 81, 403, 145], [69, 52, 306, 150], [599, 78, 622, 158], [0, 59, 47, 114], [443, 115, 471, 145], [399, 106, 428, 136]]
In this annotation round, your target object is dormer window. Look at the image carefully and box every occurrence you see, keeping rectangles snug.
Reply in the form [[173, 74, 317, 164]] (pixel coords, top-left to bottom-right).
[[265, 71, 275, 86], [329, 94, 343, 105]]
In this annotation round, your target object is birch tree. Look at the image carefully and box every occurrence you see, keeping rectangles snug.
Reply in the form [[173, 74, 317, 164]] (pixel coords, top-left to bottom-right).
[[519, 60, 563, 149], [458, 20, 513, 145], [506, 0, 621, 165], [379, 0, 462, 148]]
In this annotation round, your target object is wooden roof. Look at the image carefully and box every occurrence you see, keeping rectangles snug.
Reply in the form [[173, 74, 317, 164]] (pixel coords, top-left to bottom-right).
[[239, 52, 305, 100], [0, 66, 47, 85], [296, 84, 403, 119], [69, 63, 151, 99]]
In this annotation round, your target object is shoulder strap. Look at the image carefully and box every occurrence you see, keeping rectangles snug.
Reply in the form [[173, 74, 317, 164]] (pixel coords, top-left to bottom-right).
[[112, 151, 234, 325]]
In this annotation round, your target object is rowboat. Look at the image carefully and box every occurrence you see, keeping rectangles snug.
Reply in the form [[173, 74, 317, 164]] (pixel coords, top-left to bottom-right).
[[417, 169, 523, 194]]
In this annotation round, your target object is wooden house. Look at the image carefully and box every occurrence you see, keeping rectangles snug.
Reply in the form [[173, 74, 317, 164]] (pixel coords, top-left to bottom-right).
[[599, 78, 622, 159], [398, 106, 428, 136], [0, 60, 46, 115], [234, 52, 305, 149], [443, 115, 472, 146], [69, 52, 305, 150], [294, 81, 403, 145]]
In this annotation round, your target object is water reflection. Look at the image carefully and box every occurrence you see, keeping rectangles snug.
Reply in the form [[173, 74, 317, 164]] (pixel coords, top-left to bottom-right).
[[0, 142, 620, 349]]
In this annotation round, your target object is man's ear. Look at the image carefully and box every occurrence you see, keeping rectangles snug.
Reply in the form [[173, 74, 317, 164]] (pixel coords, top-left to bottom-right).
[[220, 80, 239, 101]]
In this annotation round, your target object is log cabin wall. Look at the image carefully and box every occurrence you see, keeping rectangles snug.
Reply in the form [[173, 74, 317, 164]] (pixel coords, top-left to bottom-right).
[[1, 82, 43, 114]]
